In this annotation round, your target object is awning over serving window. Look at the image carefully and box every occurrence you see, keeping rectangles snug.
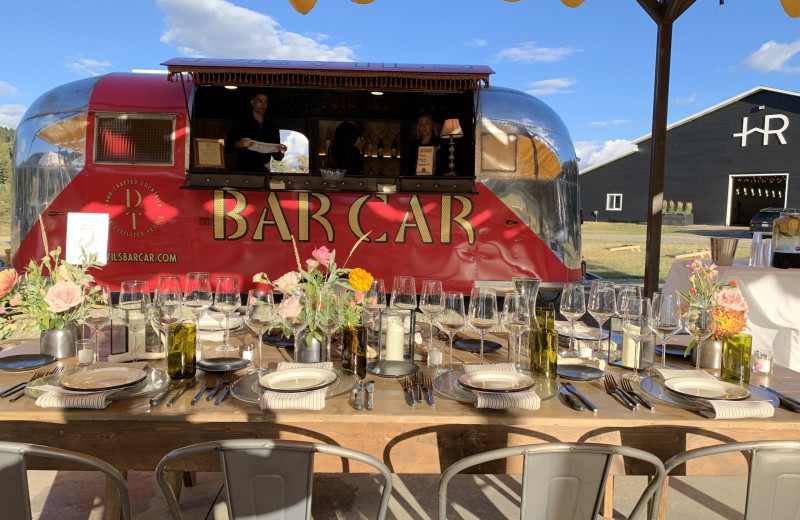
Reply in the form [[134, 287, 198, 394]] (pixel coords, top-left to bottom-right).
[[161, 58, 494, 91]]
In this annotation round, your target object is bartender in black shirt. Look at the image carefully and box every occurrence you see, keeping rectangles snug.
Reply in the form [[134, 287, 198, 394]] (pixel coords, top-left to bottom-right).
[[225, 91, 287, 172]]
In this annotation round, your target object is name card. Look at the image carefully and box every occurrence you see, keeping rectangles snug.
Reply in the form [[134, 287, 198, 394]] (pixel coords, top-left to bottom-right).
[[66, 213, 110, 266]]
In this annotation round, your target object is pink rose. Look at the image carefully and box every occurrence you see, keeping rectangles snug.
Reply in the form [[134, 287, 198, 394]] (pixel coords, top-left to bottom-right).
[[311, 246, 331, 267], [0, 268, 20, 298], [348, 300, 356, 308], [713, 287, 748, 313], [43, 281, 84, 313], [306, 259, 319, 272], [277, 294, 302, 320], [273, 271, 301, 294], [9, 294, 21, 306]]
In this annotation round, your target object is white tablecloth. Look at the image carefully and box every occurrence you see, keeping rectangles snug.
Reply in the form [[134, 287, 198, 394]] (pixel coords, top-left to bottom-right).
[[663, 259, 800, 371]]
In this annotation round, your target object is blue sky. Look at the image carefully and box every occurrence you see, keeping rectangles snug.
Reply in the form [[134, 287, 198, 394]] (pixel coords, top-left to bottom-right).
[[1, 0, 798, 169]]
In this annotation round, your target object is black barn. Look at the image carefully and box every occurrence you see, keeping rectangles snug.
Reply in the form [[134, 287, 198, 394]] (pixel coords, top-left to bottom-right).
[[579, 86, 800, 225]]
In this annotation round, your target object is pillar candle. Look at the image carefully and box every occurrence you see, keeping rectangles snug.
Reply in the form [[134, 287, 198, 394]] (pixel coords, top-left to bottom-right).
[[385, 318, 405, 361], [622, 325, 639, 368]]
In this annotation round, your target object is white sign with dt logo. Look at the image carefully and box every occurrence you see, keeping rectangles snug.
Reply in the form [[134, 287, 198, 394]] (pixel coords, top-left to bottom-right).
[[66, 213, 110, 266]]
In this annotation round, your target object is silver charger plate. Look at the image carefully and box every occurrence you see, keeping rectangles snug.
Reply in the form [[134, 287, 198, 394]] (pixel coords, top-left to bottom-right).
[[24, 367, 170, 400], [557, 364, 605, 381], [367, 360, 419, 377], [0, 354, 56, 372], [638, 376, 777, 410], [664, 377, 750, 400], [433, 368, 558, 403], [197, 357, 251, 373], [230, 367, 358, 404], [60, 367, 148, 391]]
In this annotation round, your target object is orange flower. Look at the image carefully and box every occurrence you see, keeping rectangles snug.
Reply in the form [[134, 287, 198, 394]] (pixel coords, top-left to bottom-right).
[[0, 269, 20, 298], [712, 307, 747, 339], [348, 268, 374, 293]]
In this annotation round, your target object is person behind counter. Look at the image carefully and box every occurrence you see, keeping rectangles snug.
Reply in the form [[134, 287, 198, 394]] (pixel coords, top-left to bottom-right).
[[327, 121, 364, 175], [404, 113, 449, 176], [225, 91, 288, 172]]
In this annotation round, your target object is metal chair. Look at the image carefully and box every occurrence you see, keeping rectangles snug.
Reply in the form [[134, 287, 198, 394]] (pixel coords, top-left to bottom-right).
[[0, 441, 131, 520], [438, 442, 666, 520], [155, 439, 393, 520], [651, 440, 800, 520]]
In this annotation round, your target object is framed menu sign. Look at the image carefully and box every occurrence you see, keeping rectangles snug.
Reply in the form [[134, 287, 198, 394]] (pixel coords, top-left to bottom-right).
[[194, 138, 225, 168], [415, 146, 435, 176]]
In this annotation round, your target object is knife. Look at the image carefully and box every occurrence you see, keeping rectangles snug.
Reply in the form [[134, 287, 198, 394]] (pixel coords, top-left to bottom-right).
[[760, 385, 800, 409], [166, 378, 198, 407], [559, 383, 585, 411], [150, 379, 186, 407], [1, 382, 28, 398], [353, 380, 364, 410], [563, 382, 598, 413], [365, 381, 375, 411]]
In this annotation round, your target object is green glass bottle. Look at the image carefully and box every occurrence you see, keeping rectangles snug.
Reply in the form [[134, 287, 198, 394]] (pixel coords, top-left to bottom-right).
[[168, 321, 196, 379]]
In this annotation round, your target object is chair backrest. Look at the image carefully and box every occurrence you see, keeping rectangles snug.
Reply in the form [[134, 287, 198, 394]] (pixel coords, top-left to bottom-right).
[[438, 442, 666, 520], [156, 439, 393, 520], [653, 440, 800, 520], [0, 441, 131, 520]]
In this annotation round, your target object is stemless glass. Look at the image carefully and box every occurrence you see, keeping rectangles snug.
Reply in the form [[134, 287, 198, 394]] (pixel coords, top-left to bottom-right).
[[213, 276, 240, 351], [245, 289, 274, 373], [184, 272, 212, 353], [364, 279, 386, 347], [502, 291, 530, 369], [560, 282, 586, 358], [118, 280, 150, 362], [615, 285, 642, 361], [621, 297, 647, 381], [154, 275, 183, 354], [419, 280, 444, 348], [685, 300, 716, 371], [467, 287, 498, 365], [650, 292, 682, 369], [588, 280, 616, 359], [84, 284, 111, 362], [390, 276, 417, 310], [438, 291, 466, 369], [315, 291, 344, 363]]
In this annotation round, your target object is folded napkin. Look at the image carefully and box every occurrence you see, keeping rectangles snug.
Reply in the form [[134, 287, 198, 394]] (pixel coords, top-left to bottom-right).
[[558, 354, 606, 371], [653, 368, 774, 420], [259, 362, 333, 411], [462, 363, 540, 411], [107, 350, 164, 363], [33, 363, 149, 409]]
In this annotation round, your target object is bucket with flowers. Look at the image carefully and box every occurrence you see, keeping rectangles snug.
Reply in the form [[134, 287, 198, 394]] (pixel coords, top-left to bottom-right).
[[253, 237, 373, 365]]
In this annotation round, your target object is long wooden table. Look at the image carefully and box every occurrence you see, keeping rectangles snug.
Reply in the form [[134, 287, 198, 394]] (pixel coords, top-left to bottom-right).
[[2, 333, 800, 518]]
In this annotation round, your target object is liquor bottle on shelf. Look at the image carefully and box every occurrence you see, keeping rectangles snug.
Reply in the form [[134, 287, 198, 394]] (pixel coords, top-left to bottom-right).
[[324, 127, 331, 155], [366, 132, 373, 157], [390, 136, 398, 158], [377, 136, 384, 158]]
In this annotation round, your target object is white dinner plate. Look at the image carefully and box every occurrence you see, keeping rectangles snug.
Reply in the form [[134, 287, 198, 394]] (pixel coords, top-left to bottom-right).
[[457, 371, 536, 392], [59, 367, 148, 391], [258, 368, 339, 393], [664, 377, 750, 400]]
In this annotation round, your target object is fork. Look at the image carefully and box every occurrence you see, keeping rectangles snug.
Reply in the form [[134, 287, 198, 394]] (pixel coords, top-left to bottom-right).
[[423, 374, 434, 405], [603, 373, 636, 410], [206, 371, 232, 401], [191, 377, 217, 405], [620, 377, 655, 410], [1, 370, 47, 398], [412, 371, 423, 403], [398, 377, 415, 406], [215, 374, 241, 405], [9, 366, 64, 403]]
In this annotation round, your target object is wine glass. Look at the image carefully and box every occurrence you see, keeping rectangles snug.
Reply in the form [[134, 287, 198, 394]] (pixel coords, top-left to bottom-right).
[[154, 275, 183, 354], [685, 300, 716, 371], [622, 297, 648, 381], [184, 272, 212, 353], [650, 292, 682, 369], [84, 283, 111, 362], [588, 280, 616, 359], [419, 280, 444, 348], [214, 276, 240, 351], [315, 291, 344, 363], [438, 291, 466, 370], [118, 280, 150, 362], [390, 276, 416, 310], [502, 291, 530, 369], [245, 289, 274, 373], [467, 286, 498, 365], [559, 282, 586, 358]]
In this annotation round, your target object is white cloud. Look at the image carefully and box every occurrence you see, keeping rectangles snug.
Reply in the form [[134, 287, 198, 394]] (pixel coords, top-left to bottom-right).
[[588, 119, 632, 127], [525, 78, 575, 96], [740, 39, 800, 73], [575, 139, 637, 171], [0, 81, 18, 96], [280, 130, 309, 170], [0, 104, 26, 129], [464, 39, 487, 47], [67, 57, 112, 77], [495, 42, 579, 63], [673, 92, 697, 106], [157, 0, 355, 61]]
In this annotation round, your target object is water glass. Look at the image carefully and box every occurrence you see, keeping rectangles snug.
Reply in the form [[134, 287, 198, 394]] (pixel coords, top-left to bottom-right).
[[467, 286, 498, 365], [76, 339, 95, 367], [749, 232, 763, 266], [759, 238, 773, 267], [588, 280, 616, 359], [439, 291, 466, 369], [246, 289, 274, 372], [214, 276, 240, 351], [502, 291, 530, 368], [559, 282, 586, 358]]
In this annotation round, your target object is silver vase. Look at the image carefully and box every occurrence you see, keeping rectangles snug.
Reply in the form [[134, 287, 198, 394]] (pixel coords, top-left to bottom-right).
[[293, 329, 325, 363], [690, 336, 723, 369], [40, 323, 78, 359]]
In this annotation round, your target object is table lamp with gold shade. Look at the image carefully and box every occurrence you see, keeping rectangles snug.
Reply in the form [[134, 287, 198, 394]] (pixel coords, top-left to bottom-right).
[[440, 118, 463, 175]]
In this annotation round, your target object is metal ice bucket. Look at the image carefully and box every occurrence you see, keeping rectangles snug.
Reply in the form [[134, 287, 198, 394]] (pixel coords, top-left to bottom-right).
[[710, 237, 739, 266]]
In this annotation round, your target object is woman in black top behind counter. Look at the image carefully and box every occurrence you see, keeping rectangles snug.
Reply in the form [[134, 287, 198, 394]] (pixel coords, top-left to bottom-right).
[[404, 113, 450, 176], [327, 121, 364, 175]]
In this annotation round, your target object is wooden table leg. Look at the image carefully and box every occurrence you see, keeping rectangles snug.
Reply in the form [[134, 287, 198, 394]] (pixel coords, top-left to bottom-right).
[[602, 474, 614, 517], [165, 469, 185, 503], [106, 470, 127, 520], [183, 471, 197, 487]]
